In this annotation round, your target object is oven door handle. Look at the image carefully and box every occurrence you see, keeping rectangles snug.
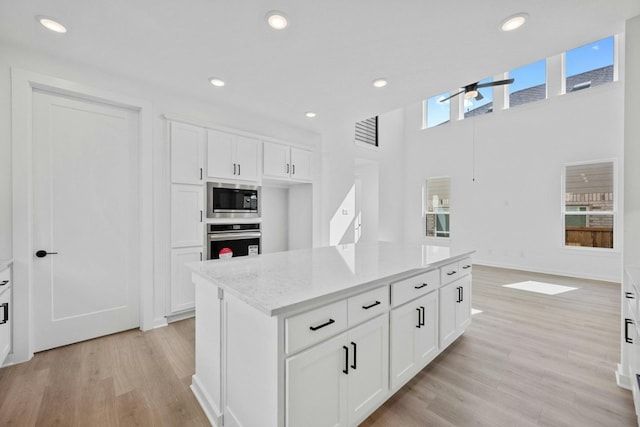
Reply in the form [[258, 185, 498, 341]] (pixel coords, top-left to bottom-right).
[[208, 232, 262, 241]]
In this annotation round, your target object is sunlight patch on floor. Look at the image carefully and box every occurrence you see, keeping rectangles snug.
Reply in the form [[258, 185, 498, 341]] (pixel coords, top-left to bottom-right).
[[503, 281, 578, 295], [471, 308, 483, 315]]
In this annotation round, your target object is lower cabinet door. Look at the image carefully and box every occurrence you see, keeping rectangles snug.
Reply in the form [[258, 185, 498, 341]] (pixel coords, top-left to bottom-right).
[[0, 287, 10, 365], [439, 281, 458, 348], [286, 332, 348, 427], [456, 275, 472, 331], [347, 314, 389, 425], [415, 292, 438, 365], [170, 247, 202, 313], [390, 292, 437, 390]]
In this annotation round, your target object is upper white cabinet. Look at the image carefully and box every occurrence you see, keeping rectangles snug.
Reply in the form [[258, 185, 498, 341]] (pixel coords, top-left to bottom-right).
[[207, 129, 260, 182], [263, 141, 313, 182], [171, 121, 204, 185]]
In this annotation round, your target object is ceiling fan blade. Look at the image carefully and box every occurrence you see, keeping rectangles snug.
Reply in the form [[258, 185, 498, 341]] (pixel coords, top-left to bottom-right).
[[475, 92, 484, 101], [438, 89, 465, 102], [476, 78, 515, 89]]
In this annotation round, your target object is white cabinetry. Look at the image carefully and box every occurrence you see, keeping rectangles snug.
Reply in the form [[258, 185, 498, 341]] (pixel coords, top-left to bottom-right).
[[439, 258, 472, 349], [207, 129, 260, 182], [170, 121, 204, 184], [169, 120, 206, 316], [263, 141, 313, 182], [623, 267, 640, 415], [0, 265, 11, 365], [286, 313, 388, 427], [171, 184, 204, 248], [390, 291, 438, 390], [171, 248, 202, 313]]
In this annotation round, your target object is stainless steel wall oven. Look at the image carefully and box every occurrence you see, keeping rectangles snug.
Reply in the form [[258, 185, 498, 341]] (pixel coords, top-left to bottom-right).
[[207, 223, 261, 260]]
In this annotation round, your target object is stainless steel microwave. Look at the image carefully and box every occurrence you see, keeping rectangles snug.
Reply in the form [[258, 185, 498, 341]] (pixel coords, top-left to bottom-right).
[[207, 182, 260, 219]]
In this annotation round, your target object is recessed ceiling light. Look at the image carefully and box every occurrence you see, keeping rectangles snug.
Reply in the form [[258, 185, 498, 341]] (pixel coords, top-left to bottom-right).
[[304, 111, 316, 118], [209, 77, 225, 87], [372, 78, 388, 88], [501, 13, 528, 32], [266, 11, 288, 30], [37, 16, 67, 33]]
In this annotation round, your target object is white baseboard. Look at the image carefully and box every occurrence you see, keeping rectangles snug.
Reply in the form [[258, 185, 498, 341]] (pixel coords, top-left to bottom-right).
[[191, 375, 223, 427], [616, 363, 632, 390]]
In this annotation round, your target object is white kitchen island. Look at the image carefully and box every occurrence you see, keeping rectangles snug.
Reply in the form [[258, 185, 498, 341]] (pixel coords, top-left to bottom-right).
[[189, 242, 474, 427]]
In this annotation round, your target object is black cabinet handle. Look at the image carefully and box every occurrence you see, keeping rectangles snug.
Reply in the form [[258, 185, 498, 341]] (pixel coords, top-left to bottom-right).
[[200, 168, 203, 180], [462, 265, 472, 270], [309, 318, 335, 331], [350, 342, 357, 370], [238, 164, 241, 175], [36, 250, 58, 258], [626, 318, 634, 344], [233, 163, 237, 175], [286, 163, 290, 174], [343, 345, 349, 374], [200, 210, 203, 222], [414, 283, 428, 289], [626, 292, 635, 299], [419, 306, 425, 327], [456, 286, 462, 303], [0, 302, 8, 325], [460, 286, 464, 302], [0, 280, 8, 286], [416, 308, 422, 328], [362, 301, 381, 310], [447, 270, 457, 276], [292, 164, 296, 175]]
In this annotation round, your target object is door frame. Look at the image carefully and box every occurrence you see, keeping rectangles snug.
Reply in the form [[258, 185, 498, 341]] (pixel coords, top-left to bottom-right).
[[10, 68, 157, 364]]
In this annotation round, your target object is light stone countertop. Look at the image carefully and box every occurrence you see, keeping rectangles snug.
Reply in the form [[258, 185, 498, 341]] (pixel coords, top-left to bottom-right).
[[189, 242, 474, 316]]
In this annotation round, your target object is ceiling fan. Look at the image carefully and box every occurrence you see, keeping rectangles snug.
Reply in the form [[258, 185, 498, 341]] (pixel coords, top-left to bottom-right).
[[439, 78, 515, 102]]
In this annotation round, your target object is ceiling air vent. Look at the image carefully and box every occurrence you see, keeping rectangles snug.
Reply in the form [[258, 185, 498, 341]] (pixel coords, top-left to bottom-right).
[[355, 116, 378, 147]]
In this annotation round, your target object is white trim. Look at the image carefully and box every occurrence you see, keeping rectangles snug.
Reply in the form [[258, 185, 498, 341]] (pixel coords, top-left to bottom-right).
[[10, 68, 156, 363], [474, 260, 620, 283]]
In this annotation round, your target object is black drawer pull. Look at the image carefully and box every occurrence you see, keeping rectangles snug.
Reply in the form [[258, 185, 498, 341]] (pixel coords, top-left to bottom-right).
[[419, 306, 425, 327], [309, 318, 335, 331], [0, 280, 8, 286], [626, 292, 635, 299], [416, 308, 422, 328], [362, 301, 381, 310], [343, 345, 349, 374], [626, 318, 634, 344], [0, 302, 8, 325], [462, 265, 471, 270], [350, 342, 357, 370], [414, 283, 428, 289], [447, 270, 457, 276]]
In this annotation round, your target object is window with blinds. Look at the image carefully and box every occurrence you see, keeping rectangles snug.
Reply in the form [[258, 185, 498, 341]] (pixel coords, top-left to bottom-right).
[[355, 116, 378, 147]]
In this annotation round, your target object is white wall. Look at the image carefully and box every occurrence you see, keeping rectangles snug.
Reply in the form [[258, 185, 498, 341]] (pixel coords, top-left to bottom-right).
[[260, 186, 289, 254], [624, 16, 640, 267], [403, 79, 625, 282], [319, 109, 405, 246], [0, 41, 320, 325]]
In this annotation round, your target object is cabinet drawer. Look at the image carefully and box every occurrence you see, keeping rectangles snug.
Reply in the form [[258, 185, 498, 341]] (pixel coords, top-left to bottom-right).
[[285, 300, 347, 355], [441, 261, 460, 285], [348, 286, 389, 327], [391, 269, 440, 308], [0, 268, 10, 298], [458, 258, 473, 277]]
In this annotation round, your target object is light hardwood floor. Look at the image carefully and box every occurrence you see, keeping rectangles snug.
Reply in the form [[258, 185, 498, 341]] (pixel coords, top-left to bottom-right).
[[0, 266, 635, 426]]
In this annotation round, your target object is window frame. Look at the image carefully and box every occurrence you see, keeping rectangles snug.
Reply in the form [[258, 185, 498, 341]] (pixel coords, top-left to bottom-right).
[[561, 159, 618, 252], [424, 176, 451, 239]]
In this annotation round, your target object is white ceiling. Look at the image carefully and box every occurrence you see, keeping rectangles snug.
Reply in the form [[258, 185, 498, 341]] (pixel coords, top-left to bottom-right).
[[1, 1, 639, 133]]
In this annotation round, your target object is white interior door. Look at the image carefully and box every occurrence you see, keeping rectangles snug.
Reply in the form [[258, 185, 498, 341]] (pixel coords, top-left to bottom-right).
[[31, 90, 140, 352]]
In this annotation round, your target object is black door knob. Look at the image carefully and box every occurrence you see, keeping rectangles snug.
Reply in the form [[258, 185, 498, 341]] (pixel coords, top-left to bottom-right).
[[35, 250, 58, 258]]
